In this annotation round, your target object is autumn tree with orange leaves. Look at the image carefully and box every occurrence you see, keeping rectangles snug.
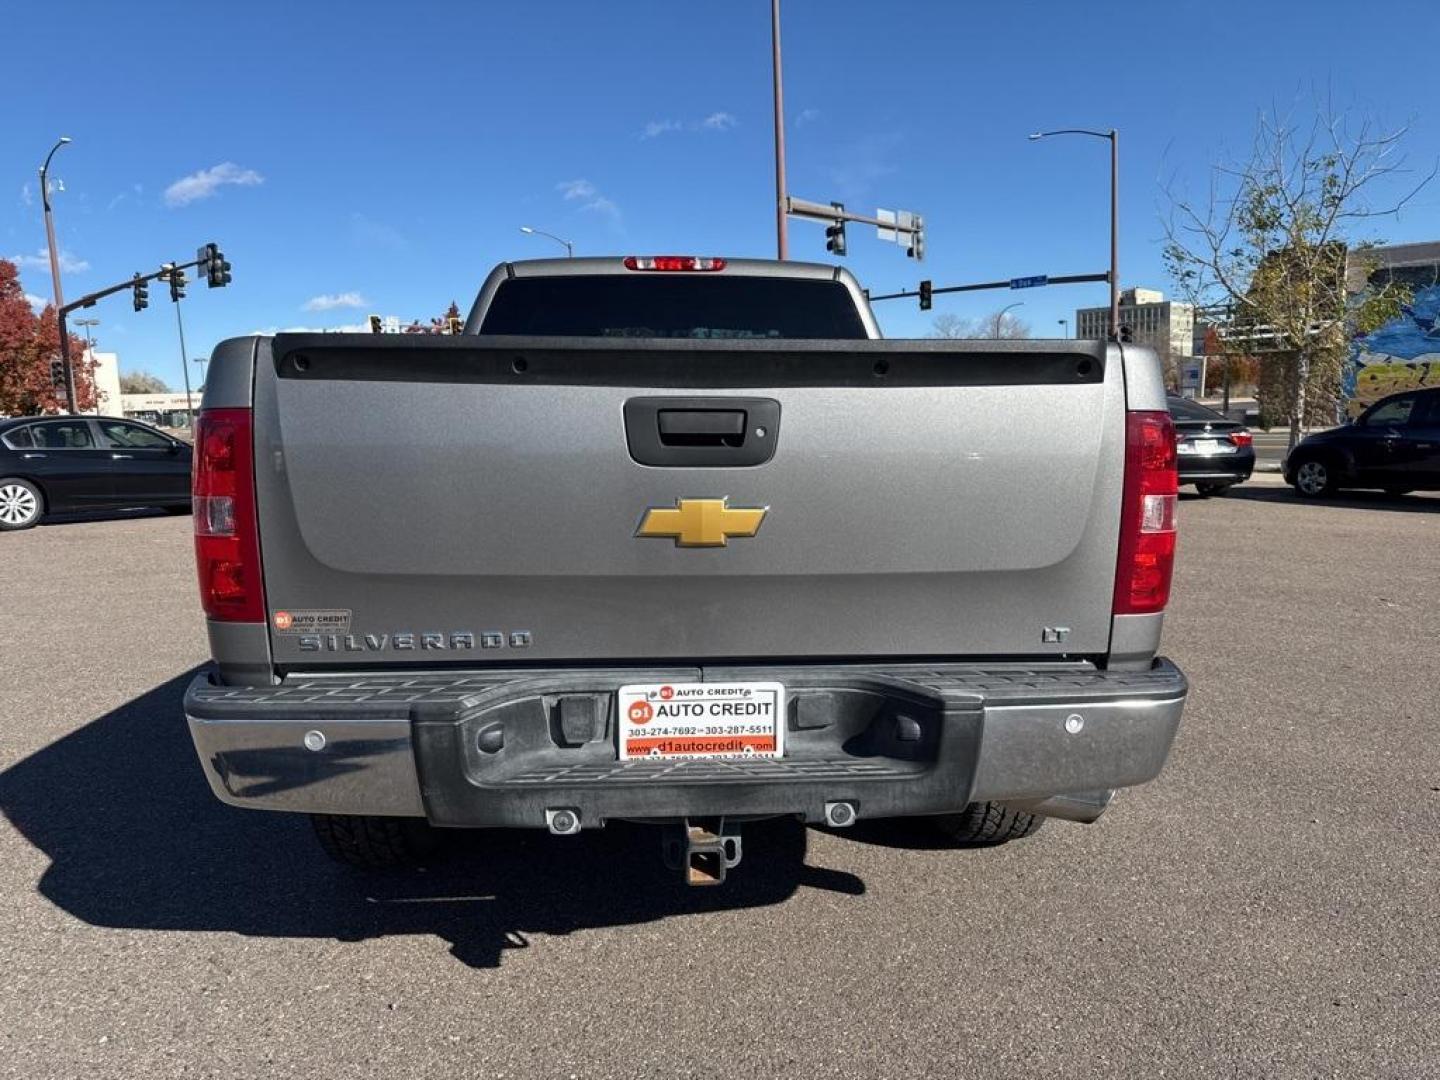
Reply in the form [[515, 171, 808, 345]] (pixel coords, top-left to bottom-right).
[[0, 258, 98, 416]]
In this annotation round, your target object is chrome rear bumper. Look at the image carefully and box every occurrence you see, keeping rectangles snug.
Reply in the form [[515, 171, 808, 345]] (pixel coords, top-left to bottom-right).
[[185, 660, 1186, 826]]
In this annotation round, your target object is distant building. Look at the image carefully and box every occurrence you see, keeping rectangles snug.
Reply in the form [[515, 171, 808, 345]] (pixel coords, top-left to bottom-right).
[[1075, 288, 1195, 361], [87, 349, 122, 415], [120, 392, 199, 429]]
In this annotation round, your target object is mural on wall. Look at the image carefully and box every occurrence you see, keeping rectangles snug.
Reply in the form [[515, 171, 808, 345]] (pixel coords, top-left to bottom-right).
[[1345, 270, 1440, 417]]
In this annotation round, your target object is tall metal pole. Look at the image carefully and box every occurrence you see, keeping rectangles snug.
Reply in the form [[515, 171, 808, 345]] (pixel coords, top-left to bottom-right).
[[1109, 129, 1120, 341], [994, 301, 1024, 338], [75, 318, 100, 413], [1059, 318, 1069, 338], [519, 226, 573, 257], [1028, 127, 1120, 339], [39, 137, 77, 412], [175, 301, 195, 426], [770, 0, 789, 260]]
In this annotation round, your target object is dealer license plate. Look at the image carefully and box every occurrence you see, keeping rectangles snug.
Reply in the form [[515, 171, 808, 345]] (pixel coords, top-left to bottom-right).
[[617, 682, 786, 761], [1182, 438, 1224, 455]]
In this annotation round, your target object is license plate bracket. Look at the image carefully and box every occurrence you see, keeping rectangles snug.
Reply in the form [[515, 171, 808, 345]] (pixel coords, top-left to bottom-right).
[[617, 682, 786, 761]]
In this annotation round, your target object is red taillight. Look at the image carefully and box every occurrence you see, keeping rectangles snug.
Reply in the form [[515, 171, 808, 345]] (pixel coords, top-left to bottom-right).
[[1229, 430, 1253, 448], [1114, 410, 1178, 615], [192, 408, 265, 622], [622, 255, 727, 272]]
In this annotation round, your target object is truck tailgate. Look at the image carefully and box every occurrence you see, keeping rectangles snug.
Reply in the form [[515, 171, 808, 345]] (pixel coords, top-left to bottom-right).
[[254, 335, 1124, 667]]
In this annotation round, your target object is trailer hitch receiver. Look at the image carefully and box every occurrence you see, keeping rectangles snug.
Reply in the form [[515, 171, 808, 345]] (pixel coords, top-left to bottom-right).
[[662, 819, 743, 886]]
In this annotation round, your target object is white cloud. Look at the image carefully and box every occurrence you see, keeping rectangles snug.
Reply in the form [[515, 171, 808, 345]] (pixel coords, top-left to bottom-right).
[[642, 113, 739, 138], [164, 162, 264, 207], [349, 212, 406, 251], [20, 183, 33, 207], [557, 179, 597, 201], [582, 196, 620, 219], [556, 179, 620, 222], [9, 248, 89, 273], [302, 291, 367, 312], [795, 108, 821, 128], [24, 293, 47, 311]]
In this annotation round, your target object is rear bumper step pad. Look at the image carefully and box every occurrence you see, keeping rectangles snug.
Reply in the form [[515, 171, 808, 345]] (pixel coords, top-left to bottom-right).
[[185, 660, 1187, 826]]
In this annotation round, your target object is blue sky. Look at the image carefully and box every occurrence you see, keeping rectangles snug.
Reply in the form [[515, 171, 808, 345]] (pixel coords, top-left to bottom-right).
[[7, 0, 1440, 389]]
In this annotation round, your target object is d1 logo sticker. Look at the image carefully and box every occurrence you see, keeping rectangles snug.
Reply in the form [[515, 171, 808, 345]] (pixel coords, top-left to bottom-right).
[[628, 700, 654, 725], [272, 611, 294, 631]]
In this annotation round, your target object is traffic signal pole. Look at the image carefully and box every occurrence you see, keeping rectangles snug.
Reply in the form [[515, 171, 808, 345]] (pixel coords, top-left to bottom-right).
[[56, 245, 232, 417], [175, 301, 194, 421], [867, 271, 1109, 304], [771, 0, 788, 260]]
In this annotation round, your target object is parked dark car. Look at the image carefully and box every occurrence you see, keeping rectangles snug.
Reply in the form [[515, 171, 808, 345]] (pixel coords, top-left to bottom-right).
[[1284, 387, 1440, 498], [1167, 396, 1255, 495], [0, 415, 192, 530]]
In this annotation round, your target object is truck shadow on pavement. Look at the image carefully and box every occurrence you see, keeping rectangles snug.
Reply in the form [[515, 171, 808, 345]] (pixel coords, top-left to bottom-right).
[[0, 669, 864, 969]]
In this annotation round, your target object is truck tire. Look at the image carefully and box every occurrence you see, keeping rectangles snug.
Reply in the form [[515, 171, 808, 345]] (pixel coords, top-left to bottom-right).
[[931, 801, 1044, 845], [310, 814, 442, 870]]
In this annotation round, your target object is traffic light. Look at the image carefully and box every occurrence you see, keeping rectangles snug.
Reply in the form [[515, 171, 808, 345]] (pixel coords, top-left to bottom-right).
[[825, 202, 847, 257], [200, 242, 232, 288], [919, 279, 933, 311], [369, 314, 383, 334], [1119, 324, 1134, 343], [907, 217, 926, 261], [165, 265, 186, 302], [50, 358, 65, 390], [446, 315, 463, 335], [132, 274, 149, 312]]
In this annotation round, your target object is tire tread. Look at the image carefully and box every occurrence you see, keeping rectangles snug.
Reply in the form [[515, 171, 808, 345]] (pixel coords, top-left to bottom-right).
[[310, 814, 437, 870], [932, 801, 1045, 845]]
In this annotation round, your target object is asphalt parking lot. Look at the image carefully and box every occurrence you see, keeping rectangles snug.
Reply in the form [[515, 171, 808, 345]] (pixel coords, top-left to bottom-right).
[[2, 483, 1437, 1080]]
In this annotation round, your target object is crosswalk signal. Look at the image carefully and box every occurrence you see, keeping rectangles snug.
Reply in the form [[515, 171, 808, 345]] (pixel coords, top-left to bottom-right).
[[825, 201, 847, 257], [918, 279, 933, 311], [132, 274, 149, 312], [369, 314, 383, 334]]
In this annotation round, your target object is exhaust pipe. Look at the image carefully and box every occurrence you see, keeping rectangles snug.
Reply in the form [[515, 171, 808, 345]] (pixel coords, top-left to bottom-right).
[[1004, 788, 1115, 824]]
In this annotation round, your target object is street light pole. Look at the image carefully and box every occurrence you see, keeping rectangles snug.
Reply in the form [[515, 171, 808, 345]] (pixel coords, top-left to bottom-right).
[[1058, 318, 1069, 338], [770, 0, 788, 260], [994, 301, 1024, 338], [74, 318, 100, 413], [1029, 127, 1119, 340], [518, 226, 573, 257], [39, 136, 77, 412]]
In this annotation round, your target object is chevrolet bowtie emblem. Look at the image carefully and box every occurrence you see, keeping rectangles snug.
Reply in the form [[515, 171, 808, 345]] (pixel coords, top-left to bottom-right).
[[636, 498, 768, 547]]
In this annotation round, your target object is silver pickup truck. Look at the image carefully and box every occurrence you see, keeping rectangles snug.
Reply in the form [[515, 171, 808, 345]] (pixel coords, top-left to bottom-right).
[[183, 255, 1187, 884]]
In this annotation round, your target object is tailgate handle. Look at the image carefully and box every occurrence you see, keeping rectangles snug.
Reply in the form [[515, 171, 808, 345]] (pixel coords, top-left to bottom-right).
[[624, 397, 780, 468], [657, 409, 746, 447]]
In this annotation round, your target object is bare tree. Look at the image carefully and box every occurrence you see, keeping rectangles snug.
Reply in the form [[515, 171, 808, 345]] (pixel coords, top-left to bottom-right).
[[929, 311, 1031, 340], [1164, 104, 1430, 447]]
